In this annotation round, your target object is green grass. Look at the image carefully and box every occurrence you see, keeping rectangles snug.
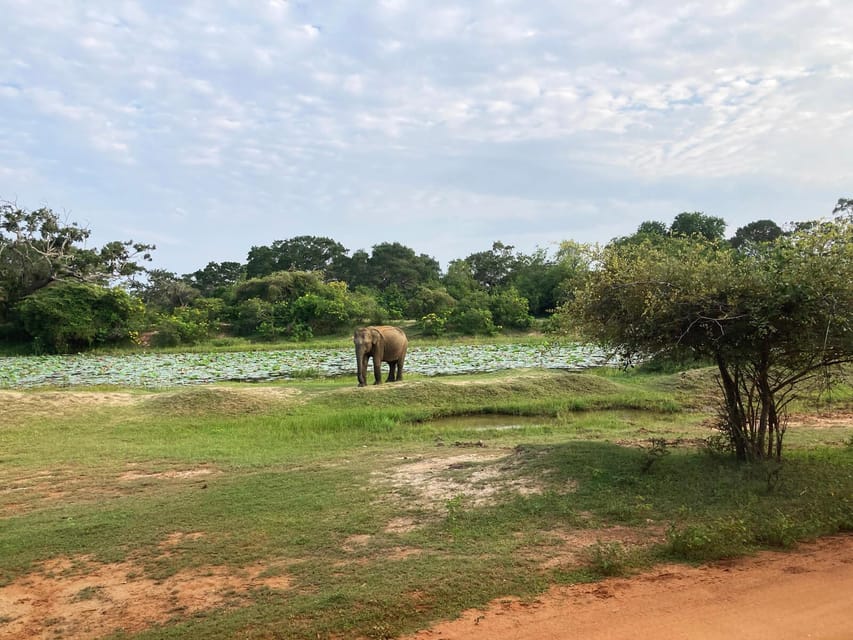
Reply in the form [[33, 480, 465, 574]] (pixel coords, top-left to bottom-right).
[[0, 368, 851, 639]]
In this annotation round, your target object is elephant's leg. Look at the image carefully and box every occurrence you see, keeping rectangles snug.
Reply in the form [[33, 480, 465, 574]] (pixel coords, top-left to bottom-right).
[[396, 355, 405, 381], [387, 361, 398, 382], [373, 357, 383, 384]]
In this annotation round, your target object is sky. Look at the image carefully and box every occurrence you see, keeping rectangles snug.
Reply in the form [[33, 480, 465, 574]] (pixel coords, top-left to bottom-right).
[[1, 1, 851, 276]]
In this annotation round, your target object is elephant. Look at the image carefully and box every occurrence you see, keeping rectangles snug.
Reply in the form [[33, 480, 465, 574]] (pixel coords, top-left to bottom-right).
[[353, 325, 408, 387]]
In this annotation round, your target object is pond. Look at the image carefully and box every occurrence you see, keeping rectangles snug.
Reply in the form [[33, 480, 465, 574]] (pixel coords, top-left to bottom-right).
[[0, 343, 606, 389]]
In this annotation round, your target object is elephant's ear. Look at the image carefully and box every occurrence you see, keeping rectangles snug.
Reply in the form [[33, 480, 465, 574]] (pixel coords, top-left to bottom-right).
[[370, 327, 384, 346]]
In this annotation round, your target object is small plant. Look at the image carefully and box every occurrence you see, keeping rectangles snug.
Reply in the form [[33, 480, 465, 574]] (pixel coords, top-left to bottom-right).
[[585, 539, 627, 576], [666, 516, 751, 561], [72, 585, 104, 602], [445, 495, 467, 524], [640, 437, 670, 473]]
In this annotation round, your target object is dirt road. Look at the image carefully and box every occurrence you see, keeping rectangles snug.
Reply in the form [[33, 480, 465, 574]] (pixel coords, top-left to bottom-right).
[[403, 534, 853, 640]]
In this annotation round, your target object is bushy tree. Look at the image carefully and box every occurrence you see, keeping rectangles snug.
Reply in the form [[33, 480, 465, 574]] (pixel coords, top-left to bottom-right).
[[669, 211, 727, 241], [132, 269, 200, 313], [227, 271, 365, 339], [730, 220, 783, 249], [184, 261, 244, 297], [489, 287, 532, 329], [510, 247, 567, 316], [233, 270, 325, 303], [447, 293, 497, 335], [464, 241, 517, 290], [443, 259, 480, 301], [406, 285, 456, 319], [15, 281, 143, 352], [568, 212, 853, 460], [1, 201, 152, 323], [245, 236, 348, 279], [151, 306, 211, 347]]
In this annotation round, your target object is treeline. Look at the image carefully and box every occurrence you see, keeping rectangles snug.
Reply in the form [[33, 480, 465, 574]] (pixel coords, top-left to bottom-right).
[[0, 198, 842, 353]]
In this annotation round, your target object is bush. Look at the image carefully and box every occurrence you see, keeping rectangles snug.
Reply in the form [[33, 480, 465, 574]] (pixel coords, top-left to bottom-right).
[[406, 285, 456, 318], [585, 540, 628, 576], [232, 298, 274, 336], [489, 287, 533, 329], [14, 281, 143, 352], [151, 307, 211, 347], [448, 306, 497, 335], [419, 312, 448, 337]]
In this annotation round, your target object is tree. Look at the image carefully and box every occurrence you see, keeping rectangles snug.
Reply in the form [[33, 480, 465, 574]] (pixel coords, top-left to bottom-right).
[[637, 220, 668, 236], [669, 211, 727, 241], [245, 236, 349, 280], [464, 241, 517, 290], [443, 259, 480, 301], [611, 220, 670, 247], [132, 269, 200, 312], [232, 270, 325, 304], [567, 215, 853, 461], [15, 281, 143, 352], [489, 287, 532, 329], [184, 261, 244, 297], [364, 242, 441, 293], [406, 285, 456, 319], [730, 220, 783, 249], [0, 201, 153, 321], [832, 198, 852, 215]]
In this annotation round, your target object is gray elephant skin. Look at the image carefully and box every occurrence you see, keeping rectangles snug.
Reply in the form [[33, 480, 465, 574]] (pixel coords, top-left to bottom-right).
[[353, 325, 408, 386]]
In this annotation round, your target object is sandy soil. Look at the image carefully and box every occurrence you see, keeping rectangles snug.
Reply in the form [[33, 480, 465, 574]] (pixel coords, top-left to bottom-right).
[[403, 533, 853, 640]]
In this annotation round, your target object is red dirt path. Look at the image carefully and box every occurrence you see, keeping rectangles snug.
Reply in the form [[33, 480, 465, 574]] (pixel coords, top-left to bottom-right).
[[403, 534, 853, 640]]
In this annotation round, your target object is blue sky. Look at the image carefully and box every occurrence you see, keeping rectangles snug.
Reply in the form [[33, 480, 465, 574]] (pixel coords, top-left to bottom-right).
[[1, 1, 851, 276]]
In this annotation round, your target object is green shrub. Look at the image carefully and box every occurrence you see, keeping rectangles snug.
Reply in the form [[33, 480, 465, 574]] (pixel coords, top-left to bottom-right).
[[419, 312, 448, 337], [151, 307, 211, 347], [447, 295, 497, 335], [14, 281, 143, 352], [489, 287, 533, 329], [585, 540, 628, 576], [665, 516, 751, 561]]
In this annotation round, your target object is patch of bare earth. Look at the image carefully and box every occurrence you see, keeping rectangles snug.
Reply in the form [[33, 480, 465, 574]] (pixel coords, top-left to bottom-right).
[[537, 525, 667, 569], [0, 545, 292, 640], [403, 534, 853, 640], [374, 448, 561, 520], [788, 411, 853, 429]]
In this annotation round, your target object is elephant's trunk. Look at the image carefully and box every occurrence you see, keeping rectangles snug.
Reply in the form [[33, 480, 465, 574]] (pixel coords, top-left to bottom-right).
[[355, 344, 368, 386]]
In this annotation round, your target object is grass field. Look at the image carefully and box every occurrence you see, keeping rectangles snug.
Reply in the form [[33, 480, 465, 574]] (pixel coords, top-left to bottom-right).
[[1, 368, 851, 639]]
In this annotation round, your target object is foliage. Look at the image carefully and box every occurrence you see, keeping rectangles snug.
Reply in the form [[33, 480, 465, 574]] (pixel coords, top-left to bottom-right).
[[585, 540, 628, 576], [489, 287, 533, 329], [510, 245, 583, 316], [184, 261, 244, 297], [0, 201, 152, 323], [245, 236, 349, 279], [568, 213, 853, 460], [729, 219, 783, 249], [669, 211, 727, 241], [131, 269, 200, 313], [233, 270, 325, 304], [447, 294, 497, 335], [150, 306, 214, 347], [14, 281, 143, 352], [464, 241, 517, 290], [418, 312, 448, 336], [406, 284, 456, 319], [353, 242, 442, 294]]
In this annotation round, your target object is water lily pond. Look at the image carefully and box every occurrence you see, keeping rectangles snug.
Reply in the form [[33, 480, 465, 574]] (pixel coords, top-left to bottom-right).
[[0, 343, 606, 389]]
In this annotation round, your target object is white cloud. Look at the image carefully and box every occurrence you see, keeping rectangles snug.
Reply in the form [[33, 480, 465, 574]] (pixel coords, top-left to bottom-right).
[[0, 0, 850, 274]]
